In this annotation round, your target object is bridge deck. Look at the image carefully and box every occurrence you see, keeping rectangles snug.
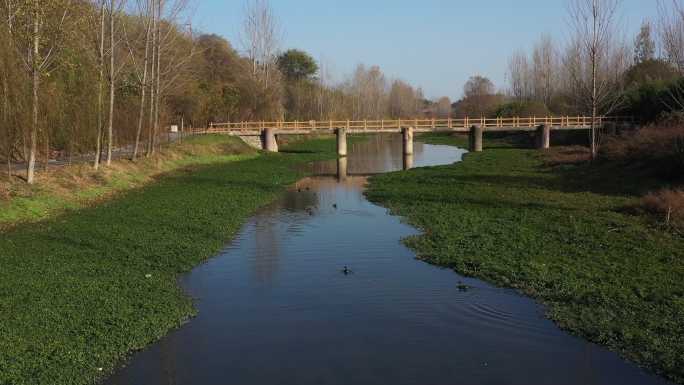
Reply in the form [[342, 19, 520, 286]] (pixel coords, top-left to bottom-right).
[[190, 116, 632, 136]]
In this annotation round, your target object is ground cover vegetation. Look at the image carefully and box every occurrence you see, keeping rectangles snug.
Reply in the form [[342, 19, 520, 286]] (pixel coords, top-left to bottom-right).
[[0, 134, 343, 385], [367, 132, 684, 383]]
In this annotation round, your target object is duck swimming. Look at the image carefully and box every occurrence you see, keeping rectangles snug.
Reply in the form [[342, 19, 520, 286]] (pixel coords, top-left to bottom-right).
[[342, 266, 352, 275]]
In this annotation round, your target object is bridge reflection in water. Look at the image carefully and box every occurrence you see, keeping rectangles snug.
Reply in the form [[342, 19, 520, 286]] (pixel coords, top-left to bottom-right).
[[301, 134, 443, 180]]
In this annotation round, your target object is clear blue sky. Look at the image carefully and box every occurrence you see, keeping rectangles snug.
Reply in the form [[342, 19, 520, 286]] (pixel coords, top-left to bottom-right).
[[191, 0, 657, 101]]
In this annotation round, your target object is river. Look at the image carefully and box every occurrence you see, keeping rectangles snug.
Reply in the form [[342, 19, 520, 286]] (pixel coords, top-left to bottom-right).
[[104, 134, 671, 385]]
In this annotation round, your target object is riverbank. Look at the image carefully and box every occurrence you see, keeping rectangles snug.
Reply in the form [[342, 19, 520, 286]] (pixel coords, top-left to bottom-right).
[[366, 133, 684, 383], [0, 135, 259, 228], [0, 135, 342, 385]]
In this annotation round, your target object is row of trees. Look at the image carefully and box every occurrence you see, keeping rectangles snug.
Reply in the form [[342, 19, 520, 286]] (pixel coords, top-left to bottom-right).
[[0, 0, 436, 184], [0, 0, 196, 183], [14, 0, 676, 181], [485, 0, 684, 157]]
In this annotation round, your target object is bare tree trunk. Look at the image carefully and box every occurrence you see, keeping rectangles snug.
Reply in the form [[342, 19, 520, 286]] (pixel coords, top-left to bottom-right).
[[179, 115, 183, 144], [152, 0, 162, 155], [591, 60, 597, 159], [43, 130, 49, 171], [146, 0, 157, 157], [106, 0, 115, 166], [3, 0, 11, 179], [94, 0, 105, 170], [27, 6, 39, 184], [590, 0, 599, 160], [2, 60, 9, 179], [133, 0, 152, 161]]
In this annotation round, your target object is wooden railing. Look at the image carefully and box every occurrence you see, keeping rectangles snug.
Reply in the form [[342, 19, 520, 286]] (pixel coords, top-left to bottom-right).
[[187, 116, 634, 135]]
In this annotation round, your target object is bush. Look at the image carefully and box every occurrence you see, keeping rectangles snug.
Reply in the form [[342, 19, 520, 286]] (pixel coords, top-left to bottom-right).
[[621, 81, 671, 123], [599, 125, 684, 179], [543, 146, 591, 166], [624, 59, 679, 86], [0, 183, 9, 201], [642, 189, 684, 228]]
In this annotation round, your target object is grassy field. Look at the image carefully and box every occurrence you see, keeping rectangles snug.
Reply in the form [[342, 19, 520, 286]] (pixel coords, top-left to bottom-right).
[[0, 135, 262, 228], [0, 134, 341, 385], [366, 133, 684, 383]]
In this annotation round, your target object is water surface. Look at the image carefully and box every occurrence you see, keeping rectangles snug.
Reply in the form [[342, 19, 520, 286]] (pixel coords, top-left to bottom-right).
[[105, 134, 671, 385]]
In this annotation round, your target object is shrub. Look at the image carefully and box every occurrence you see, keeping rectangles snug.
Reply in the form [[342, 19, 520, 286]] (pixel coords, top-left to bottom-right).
[[543, 146, 591, 166], [641, 189, 684, 228], [0, 183, 9, 201], [599, 125, 684, 179]]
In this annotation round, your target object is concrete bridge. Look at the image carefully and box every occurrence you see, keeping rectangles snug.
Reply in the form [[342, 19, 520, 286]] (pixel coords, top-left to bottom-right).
[[188, 116, 634, 155]]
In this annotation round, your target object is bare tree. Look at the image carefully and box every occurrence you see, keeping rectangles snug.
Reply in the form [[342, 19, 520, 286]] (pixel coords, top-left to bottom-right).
[[435, 97, 452, 118], [507, 50, 532, 100], [0, 0, 20, 178], [532, 34, 558, 107], [567, 0, 623, 159], [240, 0, 283, 119], [94, 0, 105, 170], [464, 75, 495, 99], [634, 21, 657, 63], [146, 0, 157, 156], [5, 0, 73, 183], [658, 0, 684, 71], [128, 0, 153, 160], [389, 79, 421, 118], [151, 0, 161, 154], [155, 0, 194, 151], [106, 0, 118, 166]]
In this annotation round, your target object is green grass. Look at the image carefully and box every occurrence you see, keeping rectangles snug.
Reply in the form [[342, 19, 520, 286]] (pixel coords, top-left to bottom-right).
[[0, 135, 259, 227], [0, 136, 338, 385], [367, 133, 684, 383]]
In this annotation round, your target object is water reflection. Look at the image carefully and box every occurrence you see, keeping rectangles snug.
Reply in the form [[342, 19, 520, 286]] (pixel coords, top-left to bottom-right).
[[104, 134, 671, 385], [306, 134, 452, 177], [337, 157, 347, 181]]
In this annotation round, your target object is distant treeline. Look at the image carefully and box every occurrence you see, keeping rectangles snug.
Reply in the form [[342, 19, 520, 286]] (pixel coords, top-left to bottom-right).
[[494, 0, 684, 125], [4, 0, 684, 183]]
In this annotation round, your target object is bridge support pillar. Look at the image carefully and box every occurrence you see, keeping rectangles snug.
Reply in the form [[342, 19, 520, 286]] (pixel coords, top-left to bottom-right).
[[469, 125, 483, 152], [336, 128, 347, 156], [536, 124, 551, 150], [402, 126, 414, 155], [403, 154, 414, 170], [261, 128, 278, 152]]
